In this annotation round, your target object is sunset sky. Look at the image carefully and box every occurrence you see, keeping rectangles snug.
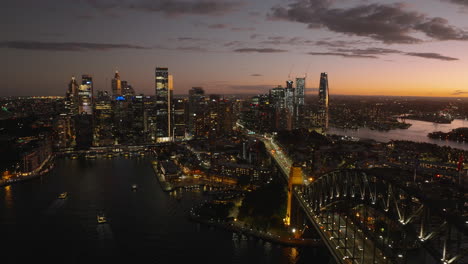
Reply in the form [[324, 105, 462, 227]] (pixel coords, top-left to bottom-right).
[[2, 0, 468, 97]]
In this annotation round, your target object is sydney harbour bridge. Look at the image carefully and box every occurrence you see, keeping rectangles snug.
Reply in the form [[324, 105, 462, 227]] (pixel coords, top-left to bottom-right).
[[257, 132, 468, 264]]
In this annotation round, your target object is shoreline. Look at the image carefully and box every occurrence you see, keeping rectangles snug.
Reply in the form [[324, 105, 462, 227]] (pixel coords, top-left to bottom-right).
[[188, 213, 322, 248], [1, 154, 55, 187], [151, 162, 174, 192]]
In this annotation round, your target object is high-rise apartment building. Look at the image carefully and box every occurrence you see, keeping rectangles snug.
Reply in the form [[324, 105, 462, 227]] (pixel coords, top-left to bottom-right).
[[155, 67, 173, 142]]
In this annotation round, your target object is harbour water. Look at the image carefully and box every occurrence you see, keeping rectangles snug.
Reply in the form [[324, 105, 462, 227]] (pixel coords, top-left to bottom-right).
[[329, 118, 468, 150], [0, 157, 330, 264]]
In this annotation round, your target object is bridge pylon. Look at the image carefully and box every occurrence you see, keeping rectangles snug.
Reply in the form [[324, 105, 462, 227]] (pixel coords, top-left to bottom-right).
[[284, 164, 304, 226]]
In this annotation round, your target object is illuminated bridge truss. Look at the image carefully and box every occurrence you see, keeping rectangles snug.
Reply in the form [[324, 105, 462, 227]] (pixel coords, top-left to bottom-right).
[[295, 169, 468, 264]]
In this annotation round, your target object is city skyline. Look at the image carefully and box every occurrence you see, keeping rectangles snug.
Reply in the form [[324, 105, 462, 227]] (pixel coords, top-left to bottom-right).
[[3, 0, 468, 97]]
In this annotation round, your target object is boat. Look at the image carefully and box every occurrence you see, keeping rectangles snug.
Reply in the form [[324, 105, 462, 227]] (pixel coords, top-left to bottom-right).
[[85, 152, 97, 159], [132, 184, 138, 191], [97, 211, 107, 224], [58, 192, 68, 199], [70, 154, 78, 160]]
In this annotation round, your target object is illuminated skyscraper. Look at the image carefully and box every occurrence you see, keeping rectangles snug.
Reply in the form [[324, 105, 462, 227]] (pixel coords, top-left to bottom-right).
[[155, 67, 173, 142], [78, 75, 93, 115], [295, 77, 305, 106], [318, 72, 329, 130], [65, 76, 79, 116], [111, 71, 122, 97], [295, 77, 306, 128]]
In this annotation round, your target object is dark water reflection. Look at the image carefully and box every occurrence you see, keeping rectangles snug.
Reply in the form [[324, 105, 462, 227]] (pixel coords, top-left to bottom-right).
[[329, 118, 468, 150], [0, 157, 330, 264]]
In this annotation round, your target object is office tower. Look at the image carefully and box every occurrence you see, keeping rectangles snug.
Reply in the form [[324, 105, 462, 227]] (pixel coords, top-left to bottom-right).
[[93, 91, 113, 146], [155, 67, 173, 142], [65, 76, 79, 116], [78, 75, 93, 115], [269, 85, 292, 131], [130, 95, 146, 145], [295, 77, 305, 106], [111, 71, 122, 97], [173, 98, 186, 141], [122, 81, 135, 98], [188, 87, 206, 138], [318, 72, 329, 131], [295, 77, 306, 128], [284, 80, 295, 116]]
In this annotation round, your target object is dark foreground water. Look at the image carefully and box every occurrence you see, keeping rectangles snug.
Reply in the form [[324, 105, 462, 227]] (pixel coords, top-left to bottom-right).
[[0, 157, 331, 264]]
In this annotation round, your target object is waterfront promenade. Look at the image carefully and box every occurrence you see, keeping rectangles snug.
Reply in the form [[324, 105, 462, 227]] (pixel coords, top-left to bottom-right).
[[188, 211, 322, 248]]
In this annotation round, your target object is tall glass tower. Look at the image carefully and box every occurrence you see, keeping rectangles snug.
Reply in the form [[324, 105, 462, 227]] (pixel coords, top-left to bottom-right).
[[78, 75, 93, 115], [295, 77, 305, 106], [65, 76, 79, 116], [155, 67, 173, 142], [318, 72, 329, 130]]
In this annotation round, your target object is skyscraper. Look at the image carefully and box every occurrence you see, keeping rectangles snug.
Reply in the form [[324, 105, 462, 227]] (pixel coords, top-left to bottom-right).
[[155, 67, 173, 142], [78, 75, 93, 115], [111, 71, 122, 97], [295, 77, 306, 128], [65, 76, 79, 116], [188, 87, 206, 137], [318, 72, 329, 131], [295, 77, 305, 106]]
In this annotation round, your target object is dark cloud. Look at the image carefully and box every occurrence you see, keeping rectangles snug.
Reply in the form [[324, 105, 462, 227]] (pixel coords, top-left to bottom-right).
[[414, 17, 468, 41], [155, 44, 208, 52], [176, 37, 204, 41], [269, 1, 468, 44], [308, 47, 403, 59], [307, 47, 458, 61], [250, 74, 263, 76], [224, 41, 244, 47], [0, 41, 149, 51], [260, 36, 314, 45], [453, 90, 468, 95], [231, 27, 256, 31], [250, 34, 263, 39], [335, 47, 402, 55], [84, 0, 242, 16], [208, 23, 228, 29], [315, 40, 375, 48], [233, 48, 287, 53], [307, 52, 378, 59], [405, 52, 459, 61], [442, 0, 468, 7]]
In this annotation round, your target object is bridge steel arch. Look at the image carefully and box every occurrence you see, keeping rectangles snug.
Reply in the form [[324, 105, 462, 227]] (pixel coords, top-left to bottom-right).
[[296, 169, 468, 264]]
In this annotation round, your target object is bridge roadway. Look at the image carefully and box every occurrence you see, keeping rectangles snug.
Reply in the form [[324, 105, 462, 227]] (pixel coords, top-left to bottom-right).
[[241, 129, 391, 264]]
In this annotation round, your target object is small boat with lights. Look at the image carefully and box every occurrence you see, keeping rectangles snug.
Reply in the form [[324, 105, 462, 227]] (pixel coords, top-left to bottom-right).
[[97, 211, 107, 224], [132, 184, 138, 191], [58, 192, 68, 199]]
